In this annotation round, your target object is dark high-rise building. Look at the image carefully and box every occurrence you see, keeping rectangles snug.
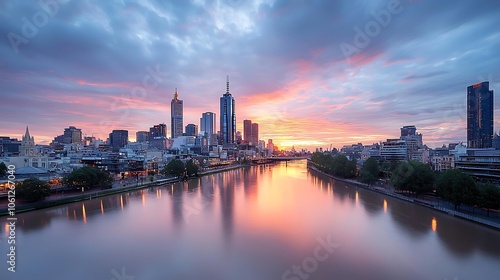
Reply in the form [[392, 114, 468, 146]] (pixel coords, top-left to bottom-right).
[[185, 124, 198, 136], [400, 125, 416, 137], [171, 89, 183, 139], [136, 131, 149, 142], [467, 81, 494, 148], [220, 76, 236, 144], [150, 123, 167, 139], [109, 130, 128, 151], [251, 123, 259, 145], [63, 126, 82, 144], [243, 120, 252, 143]]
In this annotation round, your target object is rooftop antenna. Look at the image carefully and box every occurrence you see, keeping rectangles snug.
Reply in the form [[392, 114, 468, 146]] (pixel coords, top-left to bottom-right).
[[174, 87, 178, 101], [226, 75, 229, 93]]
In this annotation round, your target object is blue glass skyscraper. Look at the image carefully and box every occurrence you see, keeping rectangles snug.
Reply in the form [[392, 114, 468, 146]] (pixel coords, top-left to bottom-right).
[[467, 81, 494, 148], [220, 76, 236, 144]]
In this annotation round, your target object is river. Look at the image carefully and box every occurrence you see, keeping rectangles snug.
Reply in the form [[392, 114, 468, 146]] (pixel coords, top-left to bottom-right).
[[1, 160, 499, 280]]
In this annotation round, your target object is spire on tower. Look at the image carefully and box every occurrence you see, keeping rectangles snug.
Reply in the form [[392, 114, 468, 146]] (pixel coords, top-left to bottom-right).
[[174, 88, 178, 101], [25, 126, 30, 139], [226, 75, 229, 94]]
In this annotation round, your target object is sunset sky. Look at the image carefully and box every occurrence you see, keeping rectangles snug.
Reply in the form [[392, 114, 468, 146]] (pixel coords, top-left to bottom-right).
[[1, 0, 500, 149]]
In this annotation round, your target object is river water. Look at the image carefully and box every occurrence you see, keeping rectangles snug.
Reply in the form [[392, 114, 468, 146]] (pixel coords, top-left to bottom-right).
[[1, 160, 499, 280]]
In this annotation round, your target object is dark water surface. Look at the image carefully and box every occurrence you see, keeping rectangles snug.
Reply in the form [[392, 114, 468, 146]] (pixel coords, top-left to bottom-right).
[[1, 160, 499, 280]]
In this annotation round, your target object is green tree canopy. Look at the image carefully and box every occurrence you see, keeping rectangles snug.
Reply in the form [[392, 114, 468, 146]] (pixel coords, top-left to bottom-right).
[[63, 166, 113, 190], [477, 183, 500, 216], [310, 152, 357, 178], [391, 161, 435, 194], [0, 162, 7, 177], [186, 159, 199, 177], [436, 169, 477, 209], [16, 178, 51, 202], [163, 159, 185, 177], [360, 157, 379, 185]]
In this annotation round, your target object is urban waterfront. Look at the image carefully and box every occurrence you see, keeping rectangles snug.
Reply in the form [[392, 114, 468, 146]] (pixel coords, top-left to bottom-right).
[[1, 160, 500, 280]]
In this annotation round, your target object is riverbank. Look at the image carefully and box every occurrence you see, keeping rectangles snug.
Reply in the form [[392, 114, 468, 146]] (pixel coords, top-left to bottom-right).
[[307, 162, 500, 230], [0, 164, 246, 216]]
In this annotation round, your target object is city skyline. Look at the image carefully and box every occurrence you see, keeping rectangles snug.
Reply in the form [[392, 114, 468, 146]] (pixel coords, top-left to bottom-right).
[[1, 0, 500, 149]]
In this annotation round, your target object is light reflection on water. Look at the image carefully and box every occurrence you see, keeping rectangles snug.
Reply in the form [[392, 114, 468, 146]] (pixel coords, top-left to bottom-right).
[[1, 160, 499, 280]]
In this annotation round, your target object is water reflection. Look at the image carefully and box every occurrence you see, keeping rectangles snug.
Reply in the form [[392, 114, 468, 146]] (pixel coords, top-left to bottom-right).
[[1, 162, 499, 280]]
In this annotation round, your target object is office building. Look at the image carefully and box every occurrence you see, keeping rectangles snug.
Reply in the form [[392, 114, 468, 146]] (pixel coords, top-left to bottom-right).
[[380, 139, 407, 161], [109, 130, 128, 152], [251, 123, 259, 145], [200, 112, 217, 146], [399, 125, 423, 160], [171, 88, 184, 139], [220, 76, 236, 144], [136, 131, 149, 143], [467, 81, 494, 148], [243, 120, 252, 143], [150, 123, 167, 139], [200, 112, 216, 134], [63, 126, 82, 144], [185, 124, 198, 136]]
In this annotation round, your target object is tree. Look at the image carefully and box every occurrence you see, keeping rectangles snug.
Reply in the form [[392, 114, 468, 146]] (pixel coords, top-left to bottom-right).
[[343, 158, 358, 178], [436, 169, 477, 209], [0, 162, 7, 177], [477, 183, 500, 217], [360, 157, 379, 185], [332, 154, 348, 176], [163, 159, 185, 177], [186, 160, 199, 177], [16, 178, 51, 202], [392, 161, 434, 194], [64, 166, 113, 190]]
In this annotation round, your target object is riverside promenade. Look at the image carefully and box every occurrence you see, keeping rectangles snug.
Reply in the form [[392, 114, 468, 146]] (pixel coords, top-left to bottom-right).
[[307, 162, 500, 230], [0, 164, 245, 216]]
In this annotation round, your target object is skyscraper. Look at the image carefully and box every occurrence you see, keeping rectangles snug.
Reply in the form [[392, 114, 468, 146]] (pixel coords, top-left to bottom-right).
[[63, 126, 82, 144], [109, 130, 128, 151], [251, 123, 259, 145], [220, 76, 236, 144], [200, 112, 216, 145], [136, 131, 149, 142], [150, 123, 167, 139], [171, 88, 183, 139], [200, 112, 216, 134], [467, 81, 494, 148], [243, 120, 252, 143], [185, 124, 198, 136]]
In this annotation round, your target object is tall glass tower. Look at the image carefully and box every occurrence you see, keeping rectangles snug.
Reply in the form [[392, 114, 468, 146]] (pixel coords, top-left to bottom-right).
[[220, 76, 236, 144], [171, 88, 183, 139], [467, 81, 494, 148]]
